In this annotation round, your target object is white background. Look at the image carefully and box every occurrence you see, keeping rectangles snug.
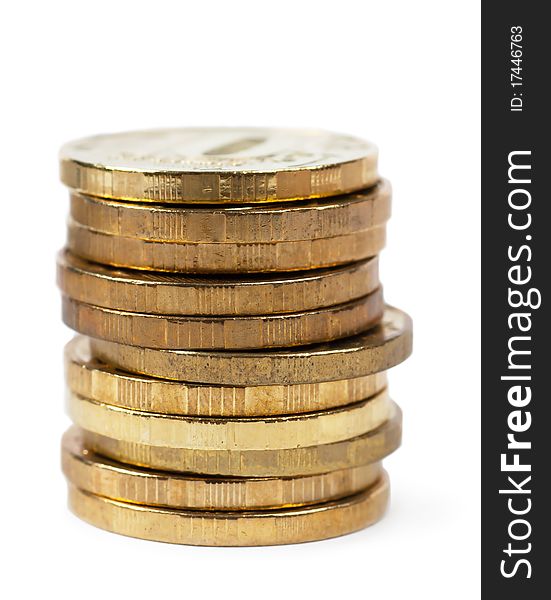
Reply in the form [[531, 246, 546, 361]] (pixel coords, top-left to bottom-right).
[[1, 1, 480, 598]]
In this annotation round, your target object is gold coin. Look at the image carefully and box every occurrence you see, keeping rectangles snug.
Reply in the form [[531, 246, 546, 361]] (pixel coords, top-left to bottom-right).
[[67, 219, 386, 273], [82, 404, 401, 476], [89, 306, 412, 385], [61, 290, 383, 350], [69, 180, 391, 243], [67, 389, 391, 451], [62, 427, 383, 509], [67, 474, 389, 546], [60, 127, 378, 204], [57, 251, 380, 316], [65, 336, 388, 416]]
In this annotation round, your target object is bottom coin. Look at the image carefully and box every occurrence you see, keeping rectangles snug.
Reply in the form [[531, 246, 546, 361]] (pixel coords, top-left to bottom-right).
[[62, 427, 383, 509], [67, 473, 389, 546]]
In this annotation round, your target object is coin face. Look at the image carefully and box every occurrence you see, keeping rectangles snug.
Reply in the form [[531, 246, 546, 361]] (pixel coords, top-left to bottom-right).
[[60, 128, 378, 203], [62, 427, 383, 510], [61, 128, 375, 173], [67, 474, 389, 546]]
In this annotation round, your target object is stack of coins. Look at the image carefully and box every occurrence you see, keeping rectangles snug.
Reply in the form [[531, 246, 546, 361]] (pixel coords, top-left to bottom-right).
[[57, 128, 412, 546]]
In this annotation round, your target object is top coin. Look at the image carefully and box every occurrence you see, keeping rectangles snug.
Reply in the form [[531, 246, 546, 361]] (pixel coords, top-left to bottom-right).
[[59, 128, 378, 204]]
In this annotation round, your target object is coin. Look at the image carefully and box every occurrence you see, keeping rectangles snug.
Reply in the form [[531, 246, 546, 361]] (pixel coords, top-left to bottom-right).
[[59, 128, 378, 204], [68, 473, 389, 546], [89, 306, 412, 385], [82, 404, 401, 476], [67, 389, 391, 451], [57, 251, 380, 316], [67, 219, 386, 273], [65, 336, 388, 416], [61, 290, 384, 350], [62, 428, 383, 510], [69, 180, 391, 243]]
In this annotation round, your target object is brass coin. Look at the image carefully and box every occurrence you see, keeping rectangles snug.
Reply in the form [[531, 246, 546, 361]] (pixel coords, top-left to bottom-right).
[[62, 427, 383, 510], [67, 219, 386, 273], [60, 127, 378, 204], [65, 336, 388, 417], [61, 290, 384, 350], [82, 403, 401, 476], [57, 251, 380, 316], [67, 389, 391, 451], [67, 475, 389, 546], [89, 306, 412, 385], [69, 180, 391, 243]]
